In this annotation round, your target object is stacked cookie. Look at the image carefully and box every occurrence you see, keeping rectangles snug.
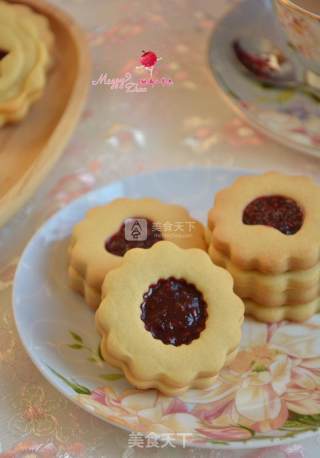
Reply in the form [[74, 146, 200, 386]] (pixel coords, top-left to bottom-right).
[[68, 198, 207, 309], [207, 172, 320, 323], [68, 197, 244, 394], [0, 1, 54, 126], [95, 241, 244, 395]]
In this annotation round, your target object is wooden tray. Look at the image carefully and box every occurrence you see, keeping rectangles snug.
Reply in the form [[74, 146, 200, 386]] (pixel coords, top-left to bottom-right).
[[0, 0, 91, 228]]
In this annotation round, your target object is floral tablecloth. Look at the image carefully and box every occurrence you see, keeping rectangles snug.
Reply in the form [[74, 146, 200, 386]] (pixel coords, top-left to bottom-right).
[[0, 0, 320, 456]]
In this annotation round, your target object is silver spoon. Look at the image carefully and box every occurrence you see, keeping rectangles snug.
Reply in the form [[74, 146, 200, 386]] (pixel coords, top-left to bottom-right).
[[233, 38, 320, 100]]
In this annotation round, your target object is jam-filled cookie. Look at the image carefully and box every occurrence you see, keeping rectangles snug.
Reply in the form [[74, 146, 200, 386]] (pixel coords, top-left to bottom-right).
[[69, 198, 207, 309], [0, 2, 54, 126], [96, 241, 244, 395], [208, 172, 320, 273], [209, 244, 320, 307], [244, 297, 320, 323], [208, 172, 320, 322]]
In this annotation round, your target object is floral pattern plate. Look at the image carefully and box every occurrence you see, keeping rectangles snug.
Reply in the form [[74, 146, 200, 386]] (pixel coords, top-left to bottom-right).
[[13, 167, 320, 450], [209, 0, 320, 157]]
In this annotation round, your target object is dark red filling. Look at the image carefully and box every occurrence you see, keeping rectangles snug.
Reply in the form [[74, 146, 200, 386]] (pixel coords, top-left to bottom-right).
[[140, 277, 208, 346], [243, 195, 303, 235], [0, 49, 8, 61], [105, 217, 163, 257]]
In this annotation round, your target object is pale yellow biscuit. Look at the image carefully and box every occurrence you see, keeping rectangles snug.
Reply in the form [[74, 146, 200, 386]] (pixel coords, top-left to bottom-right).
[[0, 1, 54, 126], [245, 297, 320, 323], [69, 198, 207, 309], [209, 244, 320, 307], [98, 346, 239, 396], [68, 266, 101, 311], [208, 172, 320, 273], [8, 3, 55, 54], [96, 241, 244, 395]]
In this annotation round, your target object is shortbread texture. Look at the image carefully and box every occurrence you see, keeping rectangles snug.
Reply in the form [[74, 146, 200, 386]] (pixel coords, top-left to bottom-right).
[[0, 1, 54, 126], [69, 198, 207, 309], [208, 172, 320, 273], [96, 241, 244, 395], [208, 172, 320, 322]]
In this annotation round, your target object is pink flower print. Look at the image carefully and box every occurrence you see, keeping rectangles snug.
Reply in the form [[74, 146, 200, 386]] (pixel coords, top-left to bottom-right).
[[0, 258, 19, 290], [1, 440, 85, 458], [223, 117, 264, 146], [246, 444, 305, 458], [182, 318, 320, 435], [79, 386, 202, 437], [76, 318, 320, 444], [196, 425, 252, 441], [183, 117, 219, 152], [105, 124, 145, 153], [46, 171, 96, 216]]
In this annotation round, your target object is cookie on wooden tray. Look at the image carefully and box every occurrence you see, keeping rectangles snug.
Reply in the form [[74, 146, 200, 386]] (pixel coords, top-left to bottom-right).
[[8, 2, 55, 54], [96, 241, 244, 395], [68, 198, 207, 309], [0, 1, 54, 126]]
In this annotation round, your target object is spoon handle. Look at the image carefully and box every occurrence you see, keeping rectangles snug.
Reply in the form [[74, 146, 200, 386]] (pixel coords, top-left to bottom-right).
[[299, 85, 320, 102], [301, 71, 320, 102]]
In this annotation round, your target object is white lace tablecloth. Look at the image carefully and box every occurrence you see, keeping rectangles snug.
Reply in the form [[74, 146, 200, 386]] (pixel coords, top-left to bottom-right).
[[0, 0, 320, 456]]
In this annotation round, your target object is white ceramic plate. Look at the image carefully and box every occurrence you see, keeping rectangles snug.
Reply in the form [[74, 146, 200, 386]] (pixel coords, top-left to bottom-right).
[[13, 167, 320, 450], [209, 0, 320, 157]]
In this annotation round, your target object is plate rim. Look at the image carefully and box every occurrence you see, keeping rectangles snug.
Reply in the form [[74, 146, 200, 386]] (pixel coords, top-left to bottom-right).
[[13, 165, 320, 450]]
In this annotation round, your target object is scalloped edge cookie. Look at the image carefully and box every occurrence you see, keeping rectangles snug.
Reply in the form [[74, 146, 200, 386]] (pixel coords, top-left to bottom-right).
[[8, 3, 55, 54], [96, 241, 244, 395], [69, 198, 207, 309], [68, 265, 101, 310], [245, 297, 320, 323], [0, 1, 54, 126], [209, 244, 320, 307], [208, 172, 320, 273]]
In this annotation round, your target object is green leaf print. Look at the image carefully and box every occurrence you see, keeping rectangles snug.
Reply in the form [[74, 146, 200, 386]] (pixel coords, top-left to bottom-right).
[[68, 343, 83, 349], [66, 331, 104, 363], [48, 366, 91, 395], [99, 373, 124, 381], [69, 331, 83, 343], [282, 411, 320, 431]]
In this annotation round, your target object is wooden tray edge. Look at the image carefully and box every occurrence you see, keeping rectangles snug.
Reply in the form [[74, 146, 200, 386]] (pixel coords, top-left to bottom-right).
[[0, 0, 92, 228]]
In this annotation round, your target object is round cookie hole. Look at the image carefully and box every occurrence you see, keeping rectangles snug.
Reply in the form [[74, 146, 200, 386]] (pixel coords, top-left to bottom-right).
[[140, 277, 208, 346], [242, 195, 304, 235], [105, 217, 163, 257]]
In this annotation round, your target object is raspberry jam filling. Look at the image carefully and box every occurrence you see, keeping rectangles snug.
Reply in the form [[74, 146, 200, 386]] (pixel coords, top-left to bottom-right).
[[243, 195, 303, 235], [105, 217, 162, 257], [0, 49, 8, 61], [140, 277, 208, 346]]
